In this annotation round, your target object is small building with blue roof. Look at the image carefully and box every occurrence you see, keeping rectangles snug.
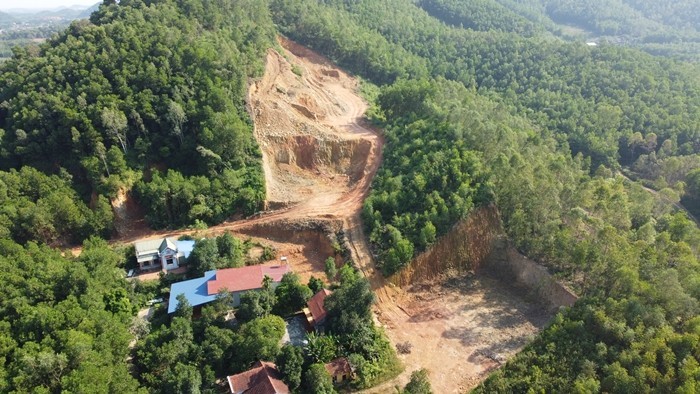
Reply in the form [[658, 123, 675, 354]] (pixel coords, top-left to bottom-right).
[[167, 270, 218, 313]]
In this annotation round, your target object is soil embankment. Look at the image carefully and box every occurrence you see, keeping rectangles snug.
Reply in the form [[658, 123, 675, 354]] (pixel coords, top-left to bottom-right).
[[388, 205, 502, 287], [373, 205, 578, 392], [485, 237, 578, 310], [387, 204, 577, 311]]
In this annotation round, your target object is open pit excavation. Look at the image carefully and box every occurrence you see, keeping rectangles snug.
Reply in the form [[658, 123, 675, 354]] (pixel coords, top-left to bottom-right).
[[103, 38, 556, 393], [247, 37, 382, 215]]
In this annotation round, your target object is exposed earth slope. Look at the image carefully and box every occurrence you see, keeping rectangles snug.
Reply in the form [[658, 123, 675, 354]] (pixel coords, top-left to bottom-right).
[[107, 38, 549, 393]]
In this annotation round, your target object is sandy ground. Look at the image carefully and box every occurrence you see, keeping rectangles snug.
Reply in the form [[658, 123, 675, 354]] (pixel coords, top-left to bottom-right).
[[248, 37, 383, 215], [97, 37, 552, 392], [367, 275, 552, 393]]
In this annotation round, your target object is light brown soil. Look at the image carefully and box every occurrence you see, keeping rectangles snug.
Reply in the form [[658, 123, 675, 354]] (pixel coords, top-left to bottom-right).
[[249, 37, 382, 211], [111, 188, 149, 239], [368, 275, 552, 393], [99, 37, 550, 392]]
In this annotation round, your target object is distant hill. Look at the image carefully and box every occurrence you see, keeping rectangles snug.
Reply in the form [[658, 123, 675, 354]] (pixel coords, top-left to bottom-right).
[[0, 3, 99, 60], [4, 3, 99, 24], [416, 0, 700, 61], [0, 11, 16, 28], [79, 3, 101, 19]]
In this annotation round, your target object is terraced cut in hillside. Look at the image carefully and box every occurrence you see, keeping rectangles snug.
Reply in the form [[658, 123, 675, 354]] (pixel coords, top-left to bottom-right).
[[249, 37, 381, 212], [110, 37, 552, 392]]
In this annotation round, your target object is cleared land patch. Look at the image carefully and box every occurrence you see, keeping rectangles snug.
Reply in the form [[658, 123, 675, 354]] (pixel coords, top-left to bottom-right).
[[371, 274, 553, 393]]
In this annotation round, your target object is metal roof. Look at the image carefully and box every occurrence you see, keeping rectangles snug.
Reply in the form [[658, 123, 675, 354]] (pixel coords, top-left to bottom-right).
[[176, 240, 195, 259], [159, 237, 178, 252], [167, 264, 291, 314], [167, 270, 218, 313]]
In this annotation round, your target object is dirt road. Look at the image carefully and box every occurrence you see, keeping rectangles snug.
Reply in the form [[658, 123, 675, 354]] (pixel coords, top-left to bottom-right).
[[101, 38, 548, 393], [100, 37, 383, 246]]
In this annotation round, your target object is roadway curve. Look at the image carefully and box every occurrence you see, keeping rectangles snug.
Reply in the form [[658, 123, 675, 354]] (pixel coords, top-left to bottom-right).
[[100, 38, 387, 297]]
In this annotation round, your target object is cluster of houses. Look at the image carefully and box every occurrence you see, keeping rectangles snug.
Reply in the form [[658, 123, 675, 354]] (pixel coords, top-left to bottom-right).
[[133, 236, 354, 393]]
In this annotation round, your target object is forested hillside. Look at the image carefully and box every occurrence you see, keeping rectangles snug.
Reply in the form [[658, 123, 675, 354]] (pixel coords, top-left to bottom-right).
[[0, 0, 274, 239], [271, 0, 700, 390], [417, 0, 700, 61], [0, 0, 698, 392], [0, 237, 144, 393]]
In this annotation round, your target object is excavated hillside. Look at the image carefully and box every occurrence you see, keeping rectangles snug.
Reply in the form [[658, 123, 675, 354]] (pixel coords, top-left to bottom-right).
[[108, 37, 560, 393], [248, 37, 381, 212], [106, 37, 386, 289]]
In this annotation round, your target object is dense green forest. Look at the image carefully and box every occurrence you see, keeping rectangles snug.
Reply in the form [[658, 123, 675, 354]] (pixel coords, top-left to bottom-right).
[[1, 0, 699, 392], [417, 0, 700, 61], [271, 0, 700, 390], [0, 0, 274, 237], [0, 237, 144, 393], [0, 167, 113, 245]]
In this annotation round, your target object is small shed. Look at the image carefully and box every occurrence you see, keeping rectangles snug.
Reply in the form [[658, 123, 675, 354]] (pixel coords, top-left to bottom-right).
[[324, 357, 354, 384], [303, 289, 332, 332]]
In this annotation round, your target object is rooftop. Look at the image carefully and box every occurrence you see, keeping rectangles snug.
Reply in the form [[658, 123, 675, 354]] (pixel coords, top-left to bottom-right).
[[207, 265, 290, 294], [134, 237, 187, 263], [306, 289, 332, 324], [167, 270, 218, 313], [177, 240, 195, 259], [227, 361, 289, 394], [167, 264, 291, 313]]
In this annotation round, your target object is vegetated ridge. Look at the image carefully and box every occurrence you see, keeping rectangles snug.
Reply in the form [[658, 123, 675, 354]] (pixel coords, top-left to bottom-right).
[[0, 0, 275, 243], [271, 0, 700, 392]]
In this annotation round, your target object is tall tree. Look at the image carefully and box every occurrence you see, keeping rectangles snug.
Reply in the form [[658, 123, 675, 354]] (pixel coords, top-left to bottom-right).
[[276, 344, 304, 391]]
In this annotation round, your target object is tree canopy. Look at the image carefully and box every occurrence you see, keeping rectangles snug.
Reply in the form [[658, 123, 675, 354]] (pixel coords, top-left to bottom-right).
[[0, 238, 142, 393], [0, 0, 276, 237], [271, 0, 700, 390]]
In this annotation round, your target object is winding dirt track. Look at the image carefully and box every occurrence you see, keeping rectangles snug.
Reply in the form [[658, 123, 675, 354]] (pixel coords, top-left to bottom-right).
[[240, 38, 388, 294], [101, 38, 387, 292], [100, 38, 547, 393]]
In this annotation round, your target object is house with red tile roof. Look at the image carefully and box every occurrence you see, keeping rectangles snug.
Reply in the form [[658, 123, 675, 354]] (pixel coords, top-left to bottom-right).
[[303, 289, 332, 332], [324, 357, 354, 384], [227, 361, 289, 394], [167, 264, 290, 314]]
